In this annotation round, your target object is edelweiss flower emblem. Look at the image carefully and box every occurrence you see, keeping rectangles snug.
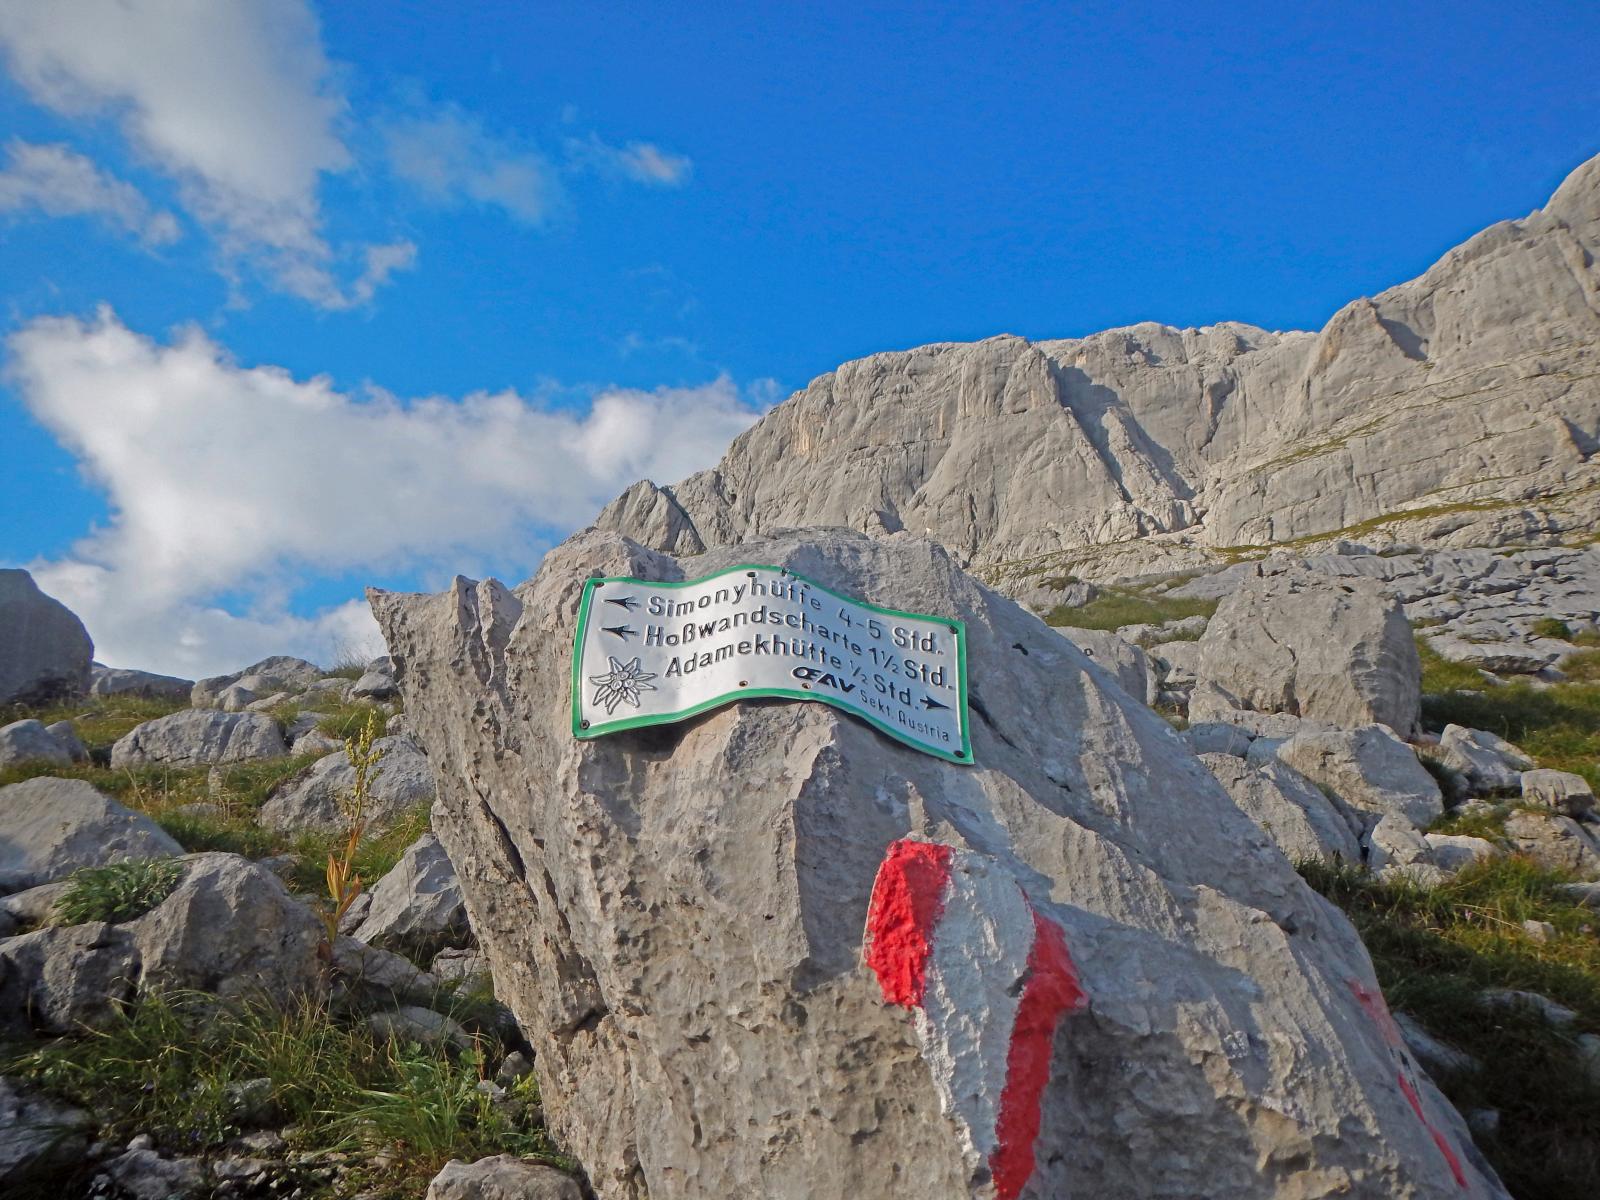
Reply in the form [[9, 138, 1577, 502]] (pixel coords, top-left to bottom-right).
[[589, 655, 658, 714]]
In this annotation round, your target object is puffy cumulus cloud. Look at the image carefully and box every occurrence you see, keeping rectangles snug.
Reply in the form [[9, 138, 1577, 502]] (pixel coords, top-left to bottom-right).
[[0, 138, 179, 246], [0, 0, 407, 307], [382, 104, 560, 225], [9, 308, 767, 677]]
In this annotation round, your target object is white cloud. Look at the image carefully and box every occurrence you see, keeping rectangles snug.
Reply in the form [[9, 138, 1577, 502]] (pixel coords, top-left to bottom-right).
[[570, 133, 693, 187], [8, 308, 765, 677], [0, 1, 407, 307], [382, 105, 559, 225], [0, 138, 179, 246]]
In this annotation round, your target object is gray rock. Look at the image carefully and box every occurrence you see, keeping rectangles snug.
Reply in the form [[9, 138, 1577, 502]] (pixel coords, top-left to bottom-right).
[[222, 1077, 276, 1126], [431, 947, 491, 986], [1273, 726, 1444, 828], [426, 1155, 582, 1200], [1521, 919, 1555, 943], [0, 568, 93, 705], [1149, 638, 1202, 687], [372, 526, 1506, 1200], [1393, 1013, 1481, 1077], [1477, 988, 1579, 1026], [1366, 813, 1431, 873], [369, 1004, 471, 1050], [1182, 721, 1253, 757], [352, 833, 468, 954], [44, 720, 87, 763], [1423, 834, 1500, 873], [1520, 768, 1596, 816], [1436, 726, 1528, 794], [1056, 627, 1156, 706], [0, 778, 183, 892], [217, 684, 260, 712], [110, 709, 287, 767], [257, 736, 434, 834], [351, 669, 401, 701], [331, 935, 442, 1008], [130, 853, 325, 1002], [0, 880, 70, 927], [1009, 576, 1097, 616], [0, 1076, 92, 1186], [0, 922, 139, 1034], [1576, 1033, 1600, 1088], [0, 719, 72, 768], [292, 729, 343, 758], [1198, 753, 1361, 864], [1503, 810, 1600, 879], [1426, 637, 1555, 676], [103, 1147, 207, 1199], [90, 665, 194, 701], [1188, 683, 1334, 738], [1193, 568, 1420, 734], [192, 656, 323, 708]]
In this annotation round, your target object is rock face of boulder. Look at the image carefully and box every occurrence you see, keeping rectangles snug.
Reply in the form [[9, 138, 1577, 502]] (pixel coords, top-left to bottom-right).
[[597, 154, 1600, 567], [191, 656, 323, 708], [0, 1076, 92, 1185], [90, 665, 195, 701], [0, 778, 183, 893], [110, 709, 287, 767], [257, 736, 433, 834], [1272, 726, 1443, 829], [0, 719, 73, 768], [1193, 568, 1421, 734], [0, 569, 93, 705], [352, 833, 468, 954], [426, 1156, 582, 1200], [373, 527, 1503, 1200], [1198, 753, 1361, 865]]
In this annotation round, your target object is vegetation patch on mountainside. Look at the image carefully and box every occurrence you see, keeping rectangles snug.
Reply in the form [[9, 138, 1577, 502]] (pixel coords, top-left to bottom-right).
[[1044, 584, 1218, 631]]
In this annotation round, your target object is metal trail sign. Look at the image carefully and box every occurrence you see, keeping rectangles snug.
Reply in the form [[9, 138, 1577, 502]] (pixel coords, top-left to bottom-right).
[[571, 564, 971, 763]]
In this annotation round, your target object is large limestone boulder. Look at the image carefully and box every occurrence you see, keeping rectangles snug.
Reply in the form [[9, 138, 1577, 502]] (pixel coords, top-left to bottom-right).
[[1272, 726, 1443, 829], [1193, 567, 1421, 734], [0, 778, 183, 893], [426, 1156, 582, 1200], [110, 709, 287, 767], [0, 921, 140, 1034], [191, 655, 323, 708], [1198, 753, 1362, 864], [257, 735, 433, 834], [0, 569, 93, 705], [0, 719, 73, 768], [373, 527, 1504, 1200], [0, 1076, 92, 1186], [90, 665, 195, 701], [1054, 627, 1157, 706]]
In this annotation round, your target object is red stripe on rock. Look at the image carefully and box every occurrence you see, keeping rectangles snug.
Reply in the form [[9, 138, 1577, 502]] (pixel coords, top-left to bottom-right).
[[989, 908, 1088, 1200], [1397, 1072, 1469, 1189], [864, 839, 955, 1008]]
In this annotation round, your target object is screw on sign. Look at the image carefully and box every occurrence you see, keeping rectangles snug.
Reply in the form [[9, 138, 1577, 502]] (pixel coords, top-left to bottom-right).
[[571, 565, 972, 763]]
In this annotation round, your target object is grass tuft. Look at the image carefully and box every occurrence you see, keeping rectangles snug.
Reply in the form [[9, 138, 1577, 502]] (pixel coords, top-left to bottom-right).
[[53, 857, 184, 925], [1046, 585, 1217, 632]]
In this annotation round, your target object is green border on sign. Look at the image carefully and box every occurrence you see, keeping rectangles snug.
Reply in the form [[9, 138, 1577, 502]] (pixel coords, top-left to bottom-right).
[[570, 563, 973, 765]]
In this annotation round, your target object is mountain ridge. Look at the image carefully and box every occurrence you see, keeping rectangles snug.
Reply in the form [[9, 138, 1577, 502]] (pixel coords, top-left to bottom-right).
[[600, 152, 1600, 580]]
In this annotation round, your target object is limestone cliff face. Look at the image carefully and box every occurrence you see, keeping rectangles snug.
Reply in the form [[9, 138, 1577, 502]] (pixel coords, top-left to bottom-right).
[[599, 153, 1600, 567]]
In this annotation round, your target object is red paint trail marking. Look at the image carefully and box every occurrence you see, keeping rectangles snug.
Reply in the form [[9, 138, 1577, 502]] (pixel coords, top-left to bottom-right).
[[989, 908, 1088, 1200], [1397, 1072, 1469, 1189], [864, 839, 954, 1008], [1347, 978, 1405, 1049]]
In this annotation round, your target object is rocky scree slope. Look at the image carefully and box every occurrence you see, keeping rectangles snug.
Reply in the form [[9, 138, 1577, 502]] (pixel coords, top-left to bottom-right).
[[599, 153, 1600, 572]]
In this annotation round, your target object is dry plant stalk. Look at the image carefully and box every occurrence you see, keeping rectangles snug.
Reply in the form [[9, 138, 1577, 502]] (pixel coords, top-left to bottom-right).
[[319, 711, 384, 951]]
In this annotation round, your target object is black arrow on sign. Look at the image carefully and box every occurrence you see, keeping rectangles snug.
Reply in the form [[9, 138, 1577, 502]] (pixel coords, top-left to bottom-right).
[[602, 625, 637, 641], [921, 694, 949, 711], [604, 595, 638, 610]]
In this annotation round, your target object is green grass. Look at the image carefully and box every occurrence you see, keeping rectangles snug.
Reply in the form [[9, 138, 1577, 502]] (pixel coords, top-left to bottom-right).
[[1046, 585, 1218, 632], [1416, 635, 1491, 695], [1532, 618, 1575, 641], [1561, 650, 1600, 684], [0, 693, 190, 756], [1, 990, 568, 1198], [317, 698, 393, 740], [285, 802, 433, 901], [1299, 857, 1600, 1199], [53, 858, 185, 925]]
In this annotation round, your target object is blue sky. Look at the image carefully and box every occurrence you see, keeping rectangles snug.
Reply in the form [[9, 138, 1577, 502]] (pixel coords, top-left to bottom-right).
[[1, 1, 1597, 675]]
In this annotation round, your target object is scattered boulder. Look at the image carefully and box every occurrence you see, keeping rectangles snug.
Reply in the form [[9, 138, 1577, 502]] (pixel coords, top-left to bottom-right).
[[1198, 753, 1361, 864], [217, 684, 260, 712], [425, 1155, 582, 1200], [258, 736, 434, 834], [1366, 813, 1432, 875], [331, 935, 442, 1009], [102, 1147, 207, 1200], [192, 656, 323, 708], [44, 720, 87, 763], [0, 719, 72, 768], [352, 833, 468, 956], [0, 1076, 92, 1186], [0, 922, 140, 1034], [1188, 683, 1333, 738], [1392, 1013, 1481, 1077], [369, 1004, 471, 1050], [1426, 637, 1555, 676], [1273, 725, 1443, 828], [1182, 721, 1253, 758], [1520, 769, 1596, 817], [1436, 726, 1528, 795], [373, 526, 1505, 1199], [110, 709, 287, 767], [1194, 567, 1421, 734], [0, 568, 93, 705], [431, 947, 491, 986], [0, 778, 183, 893], [1423, 834, 1500, 873], [351, 668, 401, 701], [90, 665, 195, 701], [1503, 810, 1600, 879], [1476, 988, 1579, 1026], [1056, 627, 1156, 706]]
